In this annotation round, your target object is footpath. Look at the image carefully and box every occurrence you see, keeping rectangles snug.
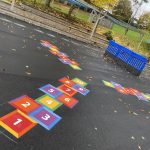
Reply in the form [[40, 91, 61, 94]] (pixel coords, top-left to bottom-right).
[[0, 1, 108, 48]]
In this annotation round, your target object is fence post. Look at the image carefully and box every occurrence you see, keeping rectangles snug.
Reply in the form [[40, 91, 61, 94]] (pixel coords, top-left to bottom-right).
[[90, 16, 105, 39], [10, 0, 15, 11]]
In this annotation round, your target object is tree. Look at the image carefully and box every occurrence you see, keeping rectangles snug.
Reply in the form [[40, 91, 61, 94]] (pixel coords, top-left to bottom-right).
[[45, 0, 52, 7], [124, 0, 149, 35], [112, 0, 133, 23], [68, 4, 78, 18], [130, 0, 148, 23], [138, 12, 150, 30], [85, 0, 118, 10]]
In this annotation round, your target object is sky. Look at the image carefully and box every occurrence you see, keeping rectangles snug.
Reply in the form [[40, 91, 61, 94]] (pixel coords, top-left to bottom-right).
[[133, 0, 150, 17]]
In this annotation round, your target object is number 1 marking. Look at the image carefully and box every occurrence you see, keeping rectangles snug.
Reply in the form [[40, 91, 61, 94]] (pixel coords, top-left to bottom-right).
[[13, 119, 22, 126]]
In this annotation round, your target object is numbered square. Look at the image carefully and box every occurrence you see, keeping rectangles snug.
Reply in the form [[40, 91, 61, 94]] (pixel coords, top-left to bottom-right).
[[102, 80, 115, 88], [29, 107, 61, 130], [69, 65, 82, 70], [58, 84, 77, 96], [36, 94, 62, 111], [72, 78, 87, 87], [57, 94, 78, 108], [9, 95, 41, 114], [59, 77, 75, 87], [0, 110, 36, 138], [39, 84, 63, 98], [72, 84, 90, 96]]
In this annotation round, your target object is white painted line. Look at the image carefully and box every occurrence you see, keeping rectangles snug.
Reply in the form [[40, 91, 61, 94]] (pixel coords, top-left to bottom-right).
[[84, 45, 90, 48], [61, 38, 70, 42], [14, 23, 26, 28], [47, 33, 55, 37], [0, 18, 12, 23], [71, 41, 80, 45], [0, 130, 18, 144], [34, 29, 44, 34]]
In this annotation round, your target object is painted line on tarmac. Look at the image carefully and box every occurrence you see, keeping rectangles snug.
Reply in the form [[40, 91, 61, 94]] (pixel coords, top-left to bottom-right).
[[61, 38, 70, 42], [34, 29, 44, 34], [0, 130, 18, 144], [71, 41, 80, 46], [47, 33, 55, 37], [14, 23, 26, 28], [0, 18, 12, 23]]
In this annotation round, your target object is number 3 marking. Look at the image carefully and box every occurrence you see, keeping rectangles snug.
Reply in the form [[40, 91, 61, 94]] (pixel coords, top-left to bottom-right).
[[41, 114, 51, 121]]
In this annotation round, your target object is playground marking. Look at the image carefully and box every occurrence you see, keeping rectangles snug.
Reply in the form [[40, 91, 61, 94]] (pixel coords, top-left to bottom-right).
[[102, 80, 150, 102], [29, 106, 61, 130], [39, 84, 63, 98], [36, 94, 62, 111], [0, 77, 89, 139], [72, 84, 90, 96], [9, 95, 41, 114], [58, 84, 77, 97], [0, 110, 36, 138], [40, 40, 82, 70], [57, 94, 78, 108], [72, 78, 88, 87], [59, 77, 75, 87]]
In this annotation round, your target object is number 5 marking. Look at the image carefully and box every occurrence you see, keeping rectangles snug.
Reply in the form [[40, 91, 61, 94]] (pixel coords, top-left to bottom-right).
[[48, 89, 54, 93]]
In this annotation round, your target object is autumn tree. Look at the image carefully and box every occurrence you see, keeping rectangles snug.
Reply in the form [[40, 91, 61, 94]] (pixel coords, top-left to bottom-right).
[[138, 12, 150, 30], [112, 0, 132, 23], [85, 0, 118, 10]]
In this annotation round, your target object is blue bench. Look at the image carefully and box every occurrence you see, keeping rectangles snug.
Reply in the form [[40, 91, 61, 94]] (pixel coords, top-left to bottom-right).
[[104, 41, 147, 76]]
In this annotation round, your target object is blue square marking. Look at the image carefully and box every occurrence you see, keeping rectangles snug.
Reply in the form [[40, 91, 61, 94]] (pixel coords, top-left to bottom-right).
[[29, 106, 61, 130], [39, 84, 63, 98], [72, 84, 90, 96]]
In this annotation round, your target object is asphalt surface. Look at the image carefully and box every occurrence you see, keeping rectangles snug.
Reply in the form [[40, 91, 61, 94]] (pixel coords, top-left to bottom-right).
[[0, 13, 150, 150]]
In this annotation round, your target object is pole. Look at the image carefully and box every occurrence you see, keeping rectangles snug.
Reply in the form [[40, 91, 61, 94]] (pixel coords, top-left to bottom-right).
[[137, 34, 144, 52], [90, 16, 105, 39], [10, 0, 15, 11], [88, 10, 94, 23]]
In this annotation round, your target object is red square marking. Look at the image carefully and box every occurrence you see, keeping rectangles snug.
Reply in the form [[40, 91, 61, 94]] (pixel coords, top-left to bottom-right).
[[0, 110, 36, 138], [59, 77, 75, 87], [9, 95, 41, 114], [58, 84, 77, 96], [57, 94, 78, 108], [70, 60, 79, 66]]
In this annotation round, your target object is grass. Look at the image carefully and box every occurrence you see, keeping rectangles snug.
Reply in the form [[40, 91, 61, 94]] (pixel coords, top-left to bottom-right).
[[97, 24, 150, 57]]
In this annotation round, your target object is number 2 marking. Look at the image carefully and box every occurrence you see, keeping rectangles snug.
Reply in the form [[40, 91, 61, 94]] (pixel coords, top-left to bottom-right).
[[21, 102, 31, 108]]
